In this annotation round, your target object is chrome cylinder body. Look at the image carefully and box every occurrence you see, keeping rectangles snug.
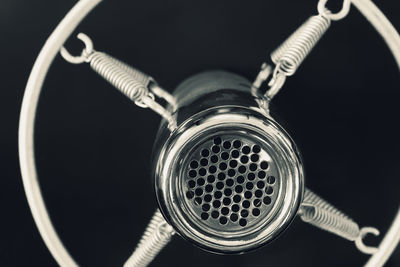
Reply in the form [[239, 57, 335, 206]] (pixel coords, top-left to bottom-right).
[[152, 71, 304, 254]]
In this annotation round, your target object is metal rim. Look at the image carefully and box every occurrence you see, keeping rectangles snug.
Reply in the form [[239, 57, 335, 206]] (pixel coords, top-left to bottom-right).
[[18, 0, 400, 265], [155, 106, 304, 253]]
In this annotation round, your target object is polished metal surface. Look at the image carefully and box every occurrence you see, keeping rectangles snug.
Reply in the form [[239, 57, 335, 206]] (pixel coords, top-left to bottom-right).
[[18, 0, 400, 265], [153, 71, 304, 253], [182, 134, 280, 229]]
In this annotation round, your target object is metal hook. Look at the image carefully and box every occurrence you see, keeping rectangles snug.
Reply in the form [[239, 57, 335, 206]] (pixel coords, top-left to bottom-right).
[[355, 227, 380, 255], [318, 0, 351, 21], [60, 33, 94, 64], [265, 65, 286, 99]]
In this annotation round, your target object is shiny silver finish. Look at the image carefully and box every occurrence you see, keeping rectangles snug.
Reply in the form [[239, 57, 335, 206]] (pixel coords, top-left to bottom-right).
[[266, 14, 331, 99], [299, 189, 379, 254], [300, 189, 360, 241], [183, 134, 281, 229], [153, 71, 304, 254], [123, 210, 175, 267]]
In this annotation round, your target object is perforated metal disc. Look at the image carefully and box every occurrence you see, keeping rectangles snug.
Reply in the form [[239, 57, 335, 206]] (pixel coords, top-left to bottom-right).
[[154, 107, 303, 253], [183, 134, 280, 230]]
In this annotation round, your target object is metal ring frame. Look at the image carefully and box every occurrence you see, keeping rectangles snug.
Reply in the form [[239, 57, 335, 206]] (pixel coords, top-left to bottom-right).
[[18, 0, 400, 266]]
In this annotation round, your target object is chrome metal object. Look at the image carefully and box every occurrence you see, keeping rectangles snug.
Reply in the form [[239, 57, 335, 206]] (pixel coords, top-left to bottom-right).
[[123, 210, 175, 267], [18, 0, 400, 266], [61, 33, 177, 130], [300, 189, 379, 254], [259, 0, 351, 99], [153, 71, 304, 253]]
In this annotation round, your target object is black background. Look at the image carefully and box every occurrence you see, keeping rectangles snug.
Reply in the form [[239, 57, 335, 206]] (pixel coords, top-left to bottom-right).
[[1, 0, 400, 266]]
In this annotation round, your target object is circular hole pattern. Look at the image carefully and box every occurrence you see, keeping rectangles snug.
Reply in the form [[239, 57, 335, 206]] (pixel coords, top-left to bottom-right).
[[190, 161, 198, 169], [238, 165, 246, 174], [258, 171, 266, 179], [263, 196, 272, 205], [231, 150, 239, 158], [188, 180, 196, 188], [240, 209, 249, 218], [224, 188, 232, 196], [223, 198, 231, 206], [186, 191, 194, 199], [226, 178, 234, 187], [199, 168, 206, 176], [252, 145, 261, 153], [232, 204, 240, 212], [252, 208, 260, 216], [223, 141, 231, 149], [201, 149, 210, 157], [214, 191, 222, 199], [195, 188, 203, 196], [189, 170, 197, 178], [202, 204, 210, 211], [221, 207, 229, 215], [233, 140, 242, 148], [255, 190, 263, 198], [267, 176, 276, 184], [200, 158, 208, 166], [253, 198, 262, 207], [216, 182, 224, 190], [265, 186, 273, 195], [207, 175, 215, 183], [235, 185, 243, 193], [211, 210, 219, 218], [229, 160, 238, 168], [205, 184, 213, 192], [219, 216, 228, 225], [240, 155, 249, 164], [249, 163, 257, 172], [185, 136, 278, 226], [248, 173, 255, 181], [197, 178, 205, 186], [209, 165, 217, 174], [230, 213, 238, 222], [212, 145, 220, 153], [219, 162, 227, 171], [251, 154, 259, 162], [242, 146, 251, 154], [214, 137, 222, 145], [201, 212, 209, 220], [221, 152, 229, 160], [213, 200, 221, 208], [260, 161, 268, 170]]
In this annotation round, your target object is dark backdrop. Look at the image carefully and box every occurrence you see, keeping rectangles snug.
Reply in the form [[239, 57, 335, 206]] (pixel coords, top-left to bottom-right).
[[1, 0, 400, 266]]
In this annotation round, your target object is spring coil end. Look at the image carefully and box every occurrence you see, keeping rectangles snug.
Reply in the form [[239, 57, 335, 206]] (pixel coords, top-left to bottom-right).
[[273, 14, 331, 77], [124, 210, 175, 267]]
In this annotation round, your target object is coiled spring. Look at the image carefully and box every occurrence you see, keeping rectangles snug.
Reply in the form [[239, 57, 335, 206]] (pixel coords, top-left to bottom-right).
[[300, 189, 359, 241], [300, 189, 379, 254], [124, 210, 175, 267], [88, 52, 150, 104], [271, 14, 331, 77], [60, 33, 177, 130]]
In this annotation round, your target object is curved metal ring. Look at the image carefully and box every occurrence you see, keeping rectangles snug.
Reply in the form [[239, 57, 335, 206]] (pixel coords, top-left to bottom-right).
[[60, 32, 94, 64], [18, 0, 400, 266], [318, 0, 351, 21]]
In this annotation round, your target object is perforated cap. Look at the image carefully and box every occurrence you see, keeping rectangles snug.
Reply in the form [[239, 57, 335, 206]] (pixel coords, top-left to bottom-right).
[[154, 107, 304, 253], [184, 134, 279, 229]]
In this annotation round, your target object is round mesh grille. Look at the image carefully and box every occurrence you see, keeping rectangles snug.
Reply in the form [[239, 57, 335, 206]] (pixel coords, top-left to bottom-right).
[[182, 134, 280, 230]]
